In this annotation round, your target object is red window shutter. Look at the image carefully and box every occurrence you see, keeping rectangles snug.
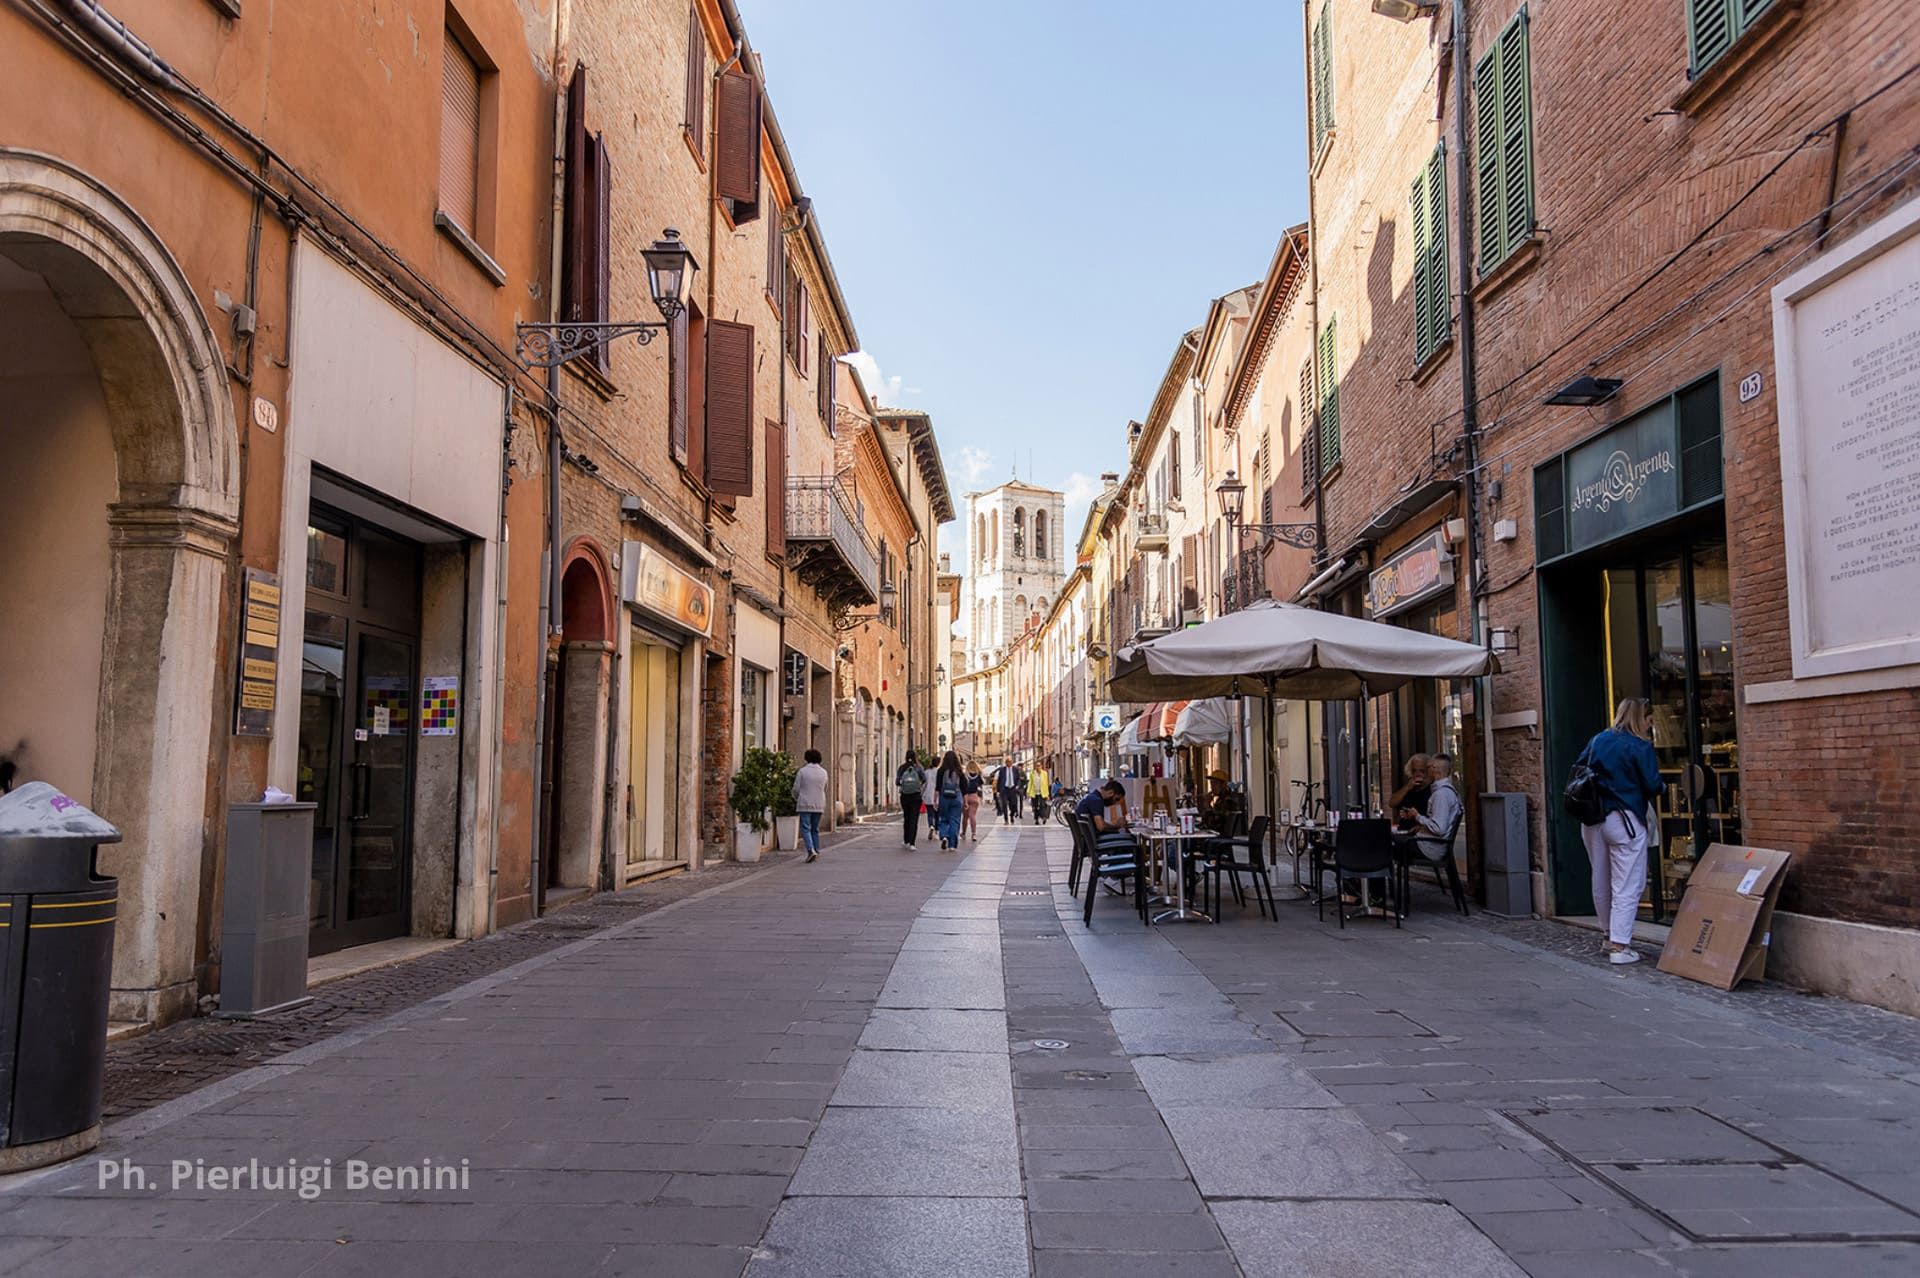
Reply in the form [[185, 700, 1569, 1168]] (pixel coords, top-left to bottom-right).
[[765, 419, 786, 559], [715, 71, 761, 217], [704, 319, 755, 497], [561, 65, 589, 323], [683, 7, 704, 154]]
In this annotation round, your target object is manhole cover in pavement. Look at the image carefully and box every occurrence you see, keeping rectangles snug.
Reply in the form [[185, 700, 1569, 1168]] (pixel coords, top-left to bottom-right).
[[1006, 888, 1049, 896], [1033, 1039, 1071, 1050], [1064, 1070, 1109, 1081]]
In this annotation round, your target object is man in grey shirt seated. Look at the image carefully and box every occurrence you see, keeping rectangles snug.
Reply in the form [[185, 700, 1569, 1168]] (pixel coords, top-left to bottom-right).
[[1401, 752, 1461, 864]]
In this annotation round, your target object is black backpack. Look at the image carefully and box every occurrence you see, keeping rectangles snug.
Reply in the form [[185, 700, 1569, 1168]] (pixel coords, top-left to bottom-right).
[[1562, 744, 1607, 826]]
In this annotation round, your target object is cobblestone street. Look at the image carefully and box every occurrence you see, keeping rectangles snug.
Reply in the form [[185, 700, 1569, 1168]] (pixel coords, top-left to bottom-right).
[[4, 821, 1918, 1276]]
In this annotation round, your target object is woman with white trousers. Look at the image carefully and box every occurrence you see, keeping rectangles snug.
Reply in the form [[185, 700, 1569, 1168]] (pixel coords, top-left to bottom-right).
[[1577, 699, 1664, 965]]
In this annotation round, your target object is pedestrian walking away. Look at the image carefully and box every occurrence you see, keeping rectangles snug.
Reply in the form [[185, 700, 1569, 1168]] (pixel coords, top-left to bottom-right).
[[960, 763, 983, 842], [896, 751, 926, 847], [995, 760, 1020, 823], [1574, 699, 1664, 964], [933, 750, 965, 850], [794, 748, 829, 863]]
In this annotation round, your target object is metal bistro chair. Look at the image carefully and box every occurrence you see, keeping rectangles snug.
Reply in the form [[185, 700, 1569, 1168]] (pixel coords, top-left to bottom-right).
[[1202, 814, 1276, 921], [1074, 814, 1148, 927], [1318, 818, 1401, 929], [1397, 805, 1469, 917]]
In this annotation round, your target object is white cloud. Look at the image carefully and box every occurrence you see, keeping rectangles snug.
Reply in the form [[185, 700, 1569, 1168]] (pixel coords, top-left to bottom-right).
[[956, 445, 994, 487], [845, 350, 913, 407], [1058, 471, 1102, 545]]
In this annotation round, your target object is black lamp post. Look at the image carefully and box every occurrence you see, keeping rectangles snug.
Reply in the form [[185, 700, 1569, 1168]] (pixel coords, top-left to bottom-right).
[[1217, 469, 1319, 551], [515, 229, 700, 368]]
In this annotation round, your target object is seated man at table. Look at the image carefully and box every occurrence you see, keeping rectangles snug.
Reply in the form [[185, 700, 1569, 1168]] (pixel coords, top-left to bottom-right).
[[1389, 753, 1433, 832], [1399, 753, 1461, 862], [1077, 779, 1138, 894], [1199, 770, 1246, 830]]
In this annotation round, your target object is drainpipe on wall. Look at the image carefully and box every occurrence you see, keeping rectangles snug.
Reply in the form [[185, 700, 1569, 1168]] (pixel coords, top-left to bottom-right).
[[1302, 0, 1329, 796], [1448, 0, 1497, 800]]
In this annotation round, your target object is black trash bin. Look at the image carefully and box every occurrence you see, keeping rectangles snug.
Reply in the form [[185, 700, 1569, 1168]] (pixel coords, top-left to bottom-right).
[[0, 781, 120, 1171]]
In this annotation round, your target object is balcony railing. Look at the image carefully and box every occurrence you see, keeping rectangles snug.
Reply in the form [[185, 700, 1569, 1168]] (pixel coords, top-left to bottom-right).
[[1221, 546, 1269, 614], [787, 476, 880, 608], [1136, 510, 1169, 552]]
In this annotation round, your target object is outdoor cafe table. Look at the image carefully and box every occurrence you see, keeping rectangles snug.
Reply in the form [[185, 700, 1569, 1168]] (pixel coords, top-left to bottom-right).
[[1130, 825, 1216, 925]]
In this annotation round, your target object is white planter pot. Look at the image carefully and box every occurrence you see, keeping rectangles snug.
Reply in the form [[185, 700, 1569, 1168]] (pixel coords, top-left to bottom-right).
[[774, 815, 800, 851], [735, 822, 762, 862]]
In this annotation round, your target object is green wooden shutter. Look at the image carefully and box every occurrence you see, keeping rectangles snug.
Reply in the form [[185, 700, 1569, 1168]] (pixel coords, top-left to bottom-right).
[[1425, 144, 1450, 355], [1691, 0, 1775, 76], [1411, 145, 1451, 365], [1311, 2, 1334, 155], [1411, 163, 1433, 361], [1317, 318, 1340, 475], [1498, 13, 1534, 256], [1473, 50, 1503, 270], [1299, 357, 1318, 493], [1474, 10, 1534, 274]]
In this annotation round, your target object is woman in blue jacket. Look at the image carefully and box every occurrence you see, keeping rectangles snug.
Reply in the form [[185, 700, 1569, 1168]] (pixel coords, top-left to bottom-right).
[[1579, 698, 1664, 965]]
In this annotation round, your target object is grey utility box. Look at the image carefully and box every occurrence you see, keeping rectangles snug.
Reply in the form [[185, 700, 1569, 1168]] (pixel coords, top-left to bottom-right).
[[220, 802, 317, 1017], [0, 782, 120, 1172], [1480, 793, 1533, 918]]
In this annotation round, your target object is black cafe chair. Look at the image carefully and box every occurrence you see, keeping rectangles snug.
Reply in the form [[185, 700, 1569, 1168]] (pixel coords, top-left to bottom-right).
[[1203, 814, 1276, 921], [1397, 806, 1469, 916], [1318, 818, 1401, 929], [1074, 814, 1147, 927]]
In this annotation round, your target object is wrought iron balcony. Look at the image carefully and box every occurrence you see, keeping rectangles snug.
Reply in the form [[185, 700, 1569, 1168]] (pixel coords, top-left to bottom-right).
[[787, 477, 880, 609], [1221, 546, 1269, 614]]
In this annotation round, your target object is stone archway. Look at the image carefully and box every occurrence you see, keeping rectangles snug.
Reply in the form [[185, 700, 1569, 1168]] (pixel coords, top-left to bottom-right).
[[550, 540, 613, 894], [0, 150, 241, 1025]]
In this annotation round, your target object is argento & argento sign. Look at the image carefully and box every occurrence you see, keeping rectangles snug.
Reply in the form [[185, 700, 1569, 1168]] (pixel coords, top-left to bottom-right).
[[1569, 447, 1675, 514]]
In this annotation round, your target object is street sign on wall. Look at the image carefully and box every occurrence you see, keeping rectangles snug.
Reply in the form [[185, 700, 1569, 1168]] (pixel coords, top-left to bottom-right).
[[1092, 704, 1120, 733]]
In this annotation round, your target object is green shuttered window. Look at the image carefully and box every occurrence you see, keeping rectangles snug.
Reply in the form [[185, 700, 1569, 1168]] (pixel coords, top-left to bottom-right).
[[1473, 9, 1535, 275], [1317, 318, 1340, 477], [1311, 1, 1335, 157], [1410, 144, 1451, 365], [1687, 0, 1775, 77]]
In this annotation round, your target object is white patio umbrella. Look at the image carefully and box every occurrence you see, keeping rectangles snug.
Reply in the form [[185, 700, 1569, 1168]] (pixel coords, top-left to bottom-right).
[[1172, 698, 1235, 747], [1111, 599, 1497, 838]]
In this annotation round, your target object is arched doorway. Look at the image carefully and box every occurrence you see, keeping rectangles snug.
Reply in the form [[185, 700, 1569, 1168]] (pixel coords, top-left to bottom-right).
[[0, 151, 240, 1025], [547, 543, 612, 899]]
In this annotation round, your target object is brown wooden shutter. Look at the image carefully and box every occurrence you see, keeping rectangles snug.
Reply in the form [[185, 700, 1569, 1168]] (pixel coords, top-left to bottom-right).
[[817, 336, 832, 420], [687, 305, 707, 480], [440, 33, 481, 231], [561, 65, 588, 323], [589, 133, 612, 369], [683, 6, 704, 155], [704, 318, 755, 496], [669, 309, 689, 463], [716, 71, 761, 216], [795, 285, 810, 377], [766, 217, 781, 307], [765, 418, 786, 559]]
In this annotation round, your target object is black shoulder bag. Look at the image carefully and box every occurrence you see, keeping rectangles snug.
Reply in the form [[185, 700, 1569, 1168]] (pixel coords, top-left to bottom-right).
[[1562, 744, 1608, 827]]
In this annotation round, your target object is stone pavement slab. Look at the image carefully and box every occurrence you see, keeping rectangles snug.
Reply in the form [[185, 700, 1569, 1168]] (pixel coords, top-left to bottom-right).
[[746, 1195, 1029, 1277], [1211, 1199, 1526, 1278]]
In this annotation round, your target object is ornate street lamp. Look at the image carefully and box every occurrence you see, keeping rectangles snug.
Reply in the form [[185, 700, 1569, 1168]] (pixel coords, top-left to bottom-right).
[[834, 581, 898, 632], [1217, 470, 1320, 551], [515, 229, 700, 368]]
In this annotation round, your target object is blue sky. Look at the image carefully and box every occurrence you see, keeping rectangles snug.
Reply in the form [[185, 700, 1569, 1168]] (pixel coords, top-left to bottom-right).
[[737, 1, 1307, 556]]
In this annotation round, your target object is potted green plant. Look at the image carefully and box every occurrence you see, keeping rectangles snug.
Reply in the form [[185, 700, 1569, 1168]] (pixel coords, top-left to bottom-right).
[[729, 747, 795, 861], [771, 763, 801, 852]]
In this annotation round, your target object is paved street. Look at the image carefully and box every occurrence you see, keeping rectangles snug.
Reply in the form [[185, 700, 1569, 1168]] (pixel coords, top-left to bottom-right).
[[4, 822, 1920, 1276]]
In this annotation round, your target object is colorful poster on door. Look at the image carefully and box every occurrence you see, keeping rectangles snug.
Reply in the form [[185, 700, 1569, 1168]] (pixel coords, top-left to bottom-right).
[[364, 676, 411, 735], [421, 676, 459, 737]]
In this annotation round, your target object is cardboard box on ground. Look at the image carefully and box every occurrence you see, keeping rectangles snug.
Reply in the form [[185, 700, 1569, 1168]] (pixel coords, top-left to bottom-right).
[[1657, 843, 1791, 990]]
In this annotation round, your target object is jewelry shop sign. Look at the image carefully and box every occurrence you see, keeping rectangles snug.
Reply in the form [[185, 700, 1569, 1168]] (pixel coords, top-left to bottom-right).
[[1564, 403, 1679, 555], [1367, 530, 1456, 619]]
